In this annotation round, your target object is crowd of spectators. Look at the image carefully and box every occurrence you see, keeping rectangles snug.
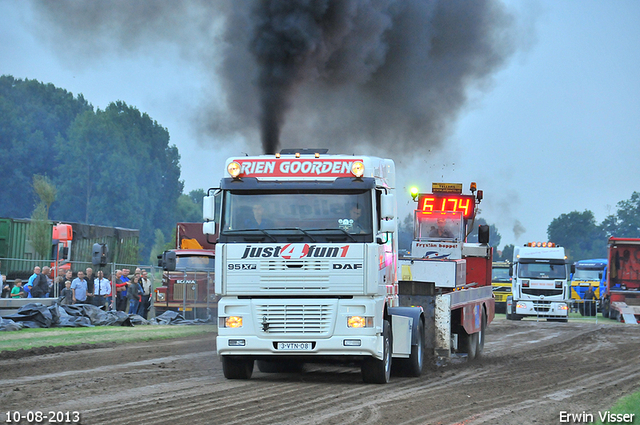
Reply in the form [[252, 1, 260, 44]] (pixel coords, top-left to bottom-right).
[[0, 262, 152, 319]]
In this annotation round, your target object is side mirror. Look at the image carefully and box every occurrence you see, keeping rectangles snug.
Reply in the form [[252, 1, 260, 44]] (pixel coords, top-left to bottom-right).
[[380, 193, 395, 219], [379, 217, 395, 233], [160, 251, 177, 271], [478, 224, 490, 245], [203, 221, 216, 236], [203, 195, 215, 221], [92, 243, 108, 266]]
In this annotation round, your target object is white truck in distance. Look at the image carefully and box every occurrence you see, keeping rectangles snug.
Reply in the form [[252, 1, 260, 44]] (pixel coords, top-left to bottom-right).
[[507, 243, 569, 321]]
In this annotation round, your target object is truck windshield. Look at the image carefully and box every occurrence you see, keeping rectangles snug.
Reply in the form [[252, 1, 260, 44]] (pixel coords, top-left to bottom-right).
[[573, 269, 603, 280], [492, 268, 511, 282], [220, 190, 372, 242], [175, 255, 215, 271], [518, 261, 566, 279]]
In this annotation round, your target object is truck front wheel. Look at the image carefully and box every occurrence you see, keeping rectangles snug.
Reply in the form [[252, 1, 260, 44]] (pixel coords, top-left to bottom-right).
[[222, 356, 254, 379], [362, 320, 392, 384]]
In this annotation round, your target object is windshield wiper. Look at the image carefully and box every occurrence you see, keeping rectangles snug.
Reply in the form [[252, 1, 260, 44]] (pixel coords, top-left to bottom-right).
[[275, 227, 317, 242], [223, 229, 277, 242], [305, 228, 357, 242]]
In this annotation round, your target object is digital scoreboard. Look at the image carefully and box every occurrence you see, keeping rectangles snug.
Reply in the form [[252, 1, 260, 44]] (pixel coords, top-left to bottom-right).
[[417, 193, 476, 219]]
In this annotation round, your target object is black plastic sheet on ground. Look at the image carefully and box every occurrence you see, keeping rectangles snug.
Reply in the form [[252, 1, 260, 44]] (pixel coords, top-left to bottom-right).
[[150, 310, 214, 326], [1, 303, 213, 331]]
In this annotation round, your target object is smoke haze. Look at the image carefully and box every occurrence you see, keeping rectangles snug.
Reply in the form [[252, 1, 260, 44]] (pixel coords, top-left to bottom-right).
[[32, 0, 519, 155]]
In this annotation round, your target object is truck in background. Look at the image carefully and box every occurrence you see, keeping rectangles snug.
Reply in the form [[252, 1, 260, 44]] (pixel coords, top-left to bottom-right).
[[506, 242, 569, 322], [0, 217, 139, 283], [569, 258, 607, 316], [156, 222, 217, 320], [491, 261, 512, 314], [601, 237, 640, 324], [398, 182, 495, 362]]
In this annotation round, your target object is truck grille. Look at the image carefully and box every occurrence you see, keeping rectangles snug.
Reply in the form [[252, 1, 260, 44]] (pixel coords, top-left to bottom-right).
[[533, 300, 551, 312], [255, 303, 334, 335], [523, 289, 563, 297], [173, 283, 197, 301]]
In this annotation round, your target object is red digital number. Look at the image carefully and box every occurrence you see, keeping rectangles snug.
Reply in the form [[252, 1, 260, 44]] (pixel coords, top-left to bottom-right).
[[419, 194, 474, 218], [421, 197, 435, 212]]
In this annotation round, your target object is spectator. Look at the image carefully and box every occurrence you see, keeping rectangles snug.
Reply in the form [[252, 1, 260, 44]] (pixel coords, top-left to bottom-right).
[[1, 260, 9, 297], [71, 270, 88, 304], [1, 274, 10, 298], [93, 270, 111, 309], [139, 270, 152, 318], [127, 274, 142, 315], [27, 266, 41, 288], [115, 270, 128, 311], [23, 280, 32, 298], [31, 266, 51, 298], [584, 286, 597, 317], [10, 279, 25, 298], [85, 267, 95, 305], [58, 270, 73, 295], [60, 280, 74, 305]]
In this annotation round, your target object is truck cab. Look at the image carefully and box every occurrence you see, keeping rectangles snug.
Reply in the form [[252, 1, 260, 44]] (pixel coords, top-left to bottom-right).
[[491, 261, 512, 314], [570, 259, 607, 316], [155, 222, 217, 320], [507, 242, 569, 321]]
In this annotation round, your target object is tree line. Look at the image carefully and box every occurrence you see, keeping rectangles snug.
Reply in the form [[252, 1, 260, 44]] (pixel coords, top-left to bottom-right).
[[0, 75, 191, 262]]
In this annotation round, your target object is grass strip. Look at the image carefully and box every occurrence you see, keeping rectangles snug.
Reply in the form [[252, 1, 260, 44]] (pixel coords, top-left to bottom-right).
[[0, 325, 216, 352], [595, 390, 640, 425]]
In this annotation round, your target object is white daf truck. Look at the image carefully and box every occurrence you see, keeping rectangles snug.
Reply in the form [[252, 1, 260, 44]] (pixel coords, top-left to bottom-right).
[[506, 243, 569, 321], [202, 150, 493, 383]]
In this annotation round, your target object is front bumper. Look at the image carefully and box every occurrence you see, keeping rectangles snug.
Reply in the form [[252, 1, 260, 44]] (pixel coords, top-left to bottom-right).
[[217, 334, 382, 359], [515, 300, 568, 317]]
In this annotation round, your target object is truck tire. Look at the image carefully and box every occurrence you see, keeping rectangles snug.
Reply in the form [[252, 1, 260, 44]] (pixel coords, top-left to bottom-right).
[[222, 356, 254, 379], [257, 360, 304, 373], [394, 319, 425, 377], [460, 330, 478, 361], [362, 320, 392, 384]]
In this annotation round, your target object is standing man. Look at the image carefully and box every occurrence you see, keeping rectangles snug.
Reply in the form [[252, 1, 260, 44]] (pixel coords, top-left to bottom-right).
[[85, 267, 95, 306], [93, 270, 110, 309], [139, 270, 152, 318], [31, 266, 51, 298], [1, 260, 9, 298], [71, 270, 88, 304], [26, 266, 41, 297]]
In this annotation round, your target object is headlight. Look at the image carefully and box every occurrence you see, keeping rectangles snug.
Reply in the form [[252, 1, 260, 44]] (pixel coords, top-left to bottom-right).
[[227, 161, 241, 178], [559, 304, 569, 311], [221, 316, 243, 328], [347, 316, 373, 328], [156, 292, 166, 302], [351, 161, 365, 178]]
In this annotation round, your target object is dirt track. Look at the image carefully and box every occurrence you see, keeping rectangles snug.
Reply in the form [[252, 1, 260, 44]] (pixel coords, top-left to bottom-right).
[[1, 318, 639, 425]]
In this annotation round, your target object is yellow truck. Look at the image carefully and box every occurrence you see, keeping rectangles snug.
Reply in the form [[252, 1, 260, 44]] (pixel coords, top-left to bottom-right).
[[492, 261, 512, 313]]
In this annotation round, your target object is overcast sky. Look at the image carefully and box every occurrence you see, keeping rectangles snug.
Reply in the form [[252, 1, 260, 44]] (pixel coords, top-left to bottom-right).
[[1, 0, 639, 250]]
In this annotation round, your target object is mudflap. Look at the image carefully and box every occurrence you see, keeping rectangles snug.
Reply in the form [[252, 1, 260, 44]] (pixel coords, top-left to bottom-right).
[[388, 306, 424, 356]]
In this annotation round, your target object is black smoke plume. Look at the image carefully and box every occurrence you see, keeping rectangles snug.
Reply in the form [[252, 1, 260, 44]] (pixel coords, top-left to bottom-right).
[[32, 0, 519, 155]]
